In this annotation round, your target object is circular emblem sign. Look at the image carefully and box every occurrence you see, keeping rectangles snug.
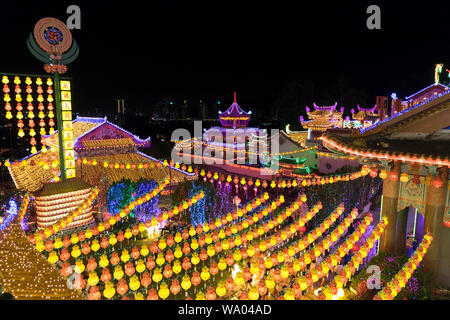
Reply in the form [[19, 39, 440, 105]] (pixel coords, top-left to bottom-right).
[[33, 17, 72, 54]]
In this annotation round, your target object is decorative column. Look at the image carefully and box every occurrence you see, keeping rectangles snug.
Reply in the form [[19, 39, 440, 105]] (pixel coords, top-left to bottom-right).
[[379, 161, 401, 254], [423, 166, 449, 286]]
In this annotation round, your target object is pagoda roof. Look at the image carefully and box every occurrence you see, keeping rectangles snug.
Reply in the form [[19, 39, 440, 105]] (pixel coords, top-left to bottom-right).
[[305, 102, 344, 119], [351, 105, 379, 121], [218, 92, 252, 128]]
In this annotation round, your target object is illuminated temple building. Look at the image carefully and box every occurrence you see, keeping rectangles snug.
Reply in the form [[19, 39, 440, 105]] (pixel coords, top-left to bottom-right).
[[348, 105, 380, 129], [321, 82, 450, 286], [300, 102, 344, 139], [8, 116, 195, 229]]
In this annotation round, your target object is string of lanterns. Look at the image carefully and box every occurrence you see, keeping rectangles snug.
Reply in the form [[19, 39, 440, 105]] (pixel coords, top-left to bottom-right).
[[289, 213, 373, 294], [1, 75, 55, 154], [318, 217, 388, 300], [373, 233, 433, 300], [267, 206, 357, 276], [199, 203, 350, 300], [43, 196, 305, 299], [37, 190, 206, 252]]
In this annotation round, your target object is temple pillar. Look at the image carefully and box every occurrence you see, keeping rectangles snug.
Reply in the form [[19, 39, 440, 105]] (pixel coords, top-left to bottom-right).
[[423, 166, 448, 286], [379, 161, 401, 254], [394, 207, 408, 255]]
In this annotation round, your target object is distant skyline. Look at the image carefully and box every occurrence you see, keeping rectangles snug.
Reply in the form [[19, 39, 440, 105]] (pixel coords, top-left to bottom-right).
[[1, 1, 449, 118]]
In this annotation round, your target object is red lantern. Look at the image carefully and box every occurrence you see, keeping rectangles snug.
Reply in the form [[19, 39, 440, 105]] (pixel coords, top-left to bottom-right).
[[182, 242, 191, 255], [141, 272, 152, 288], [243, 267, 252, 282], [165, 249, 174, 263], [88, 286, 101, 300], [150, 241, 159, 254], [257, 281, 267, 297], [60, 248, 70, 262], [81, 242, 91, 255], [125, 261, 135, 276], [60, 262, 72, 276], [100, 268, 112, 282], [117, 279, 128, 296], [146, 256, 156, 270], [100, 237, 109, 249], [170, 279, 181, 295], [166, 235, 175, 247], [191, 271, 201, 287], [147, 288, 159, 300], [163, 264, 173, 278], [225, 253, 234, 266], [182, 257, 191, 271], [206, 287, 217, 300], [110, 252, 120, 266], [210, 262, 219, 276], [131, 246, 140, 260], [225, 277, 235, 291], [86, 257, 97, 272], [199, 249, 208, 261]]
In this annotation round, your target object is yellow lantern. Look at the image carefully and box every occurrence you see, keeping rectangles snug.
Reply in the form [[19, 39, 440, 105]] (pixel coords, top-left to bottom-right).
[[88, 271, 99, 287], [74, 259, 85, 274], [158, 282, 170, 299], [114, 265, 124, 280], [248, 286, 259, 300], [152, 268, 163, 284], [216, 281, 227, 297], [265, 275, 275, 290], [129, 275, 141, 291], [234, 272, 245, 286], [200, 266, 211, 282], [103, 281, 116, 299], [181, 274, 191, 291]]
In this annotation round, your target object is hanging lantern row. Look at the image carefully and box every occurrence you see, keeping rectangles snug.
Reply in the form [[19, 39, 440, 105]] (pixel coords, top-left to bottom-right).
[[285, 213, 373, 296], [373, 233, 433, 300], [39, 193, 283, 265], [37, 190, 205, 252], [377, 169, 447, 188], [2, 75, 54, 154], [206, 201, 339, 298], [264, 204, 352, 276], [43, 198, 313, 299], [318, 217, 388, 300]]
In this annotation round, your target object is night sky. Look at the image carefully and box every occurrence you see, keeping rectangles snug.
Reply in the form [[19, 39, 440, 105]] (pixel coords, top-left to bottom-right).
[[1, 0, 449, 118]]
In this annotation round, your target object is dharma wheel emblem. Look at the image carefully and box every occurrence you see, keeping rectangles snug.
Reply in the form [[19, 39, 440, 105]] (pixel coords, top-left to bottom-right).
[[27, 17, 79, 74]]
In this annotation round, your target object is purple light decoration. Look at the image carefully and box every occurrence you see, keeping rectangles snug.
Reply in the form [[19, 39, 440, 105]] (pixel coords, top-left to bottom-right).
[[312, 102, 338, 111], [351, 108, 355, 114], [218, 92, 252, 129], [356, 104, 377, 113], [340, 107, 345, 113], [299, 115, 304, 122]]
